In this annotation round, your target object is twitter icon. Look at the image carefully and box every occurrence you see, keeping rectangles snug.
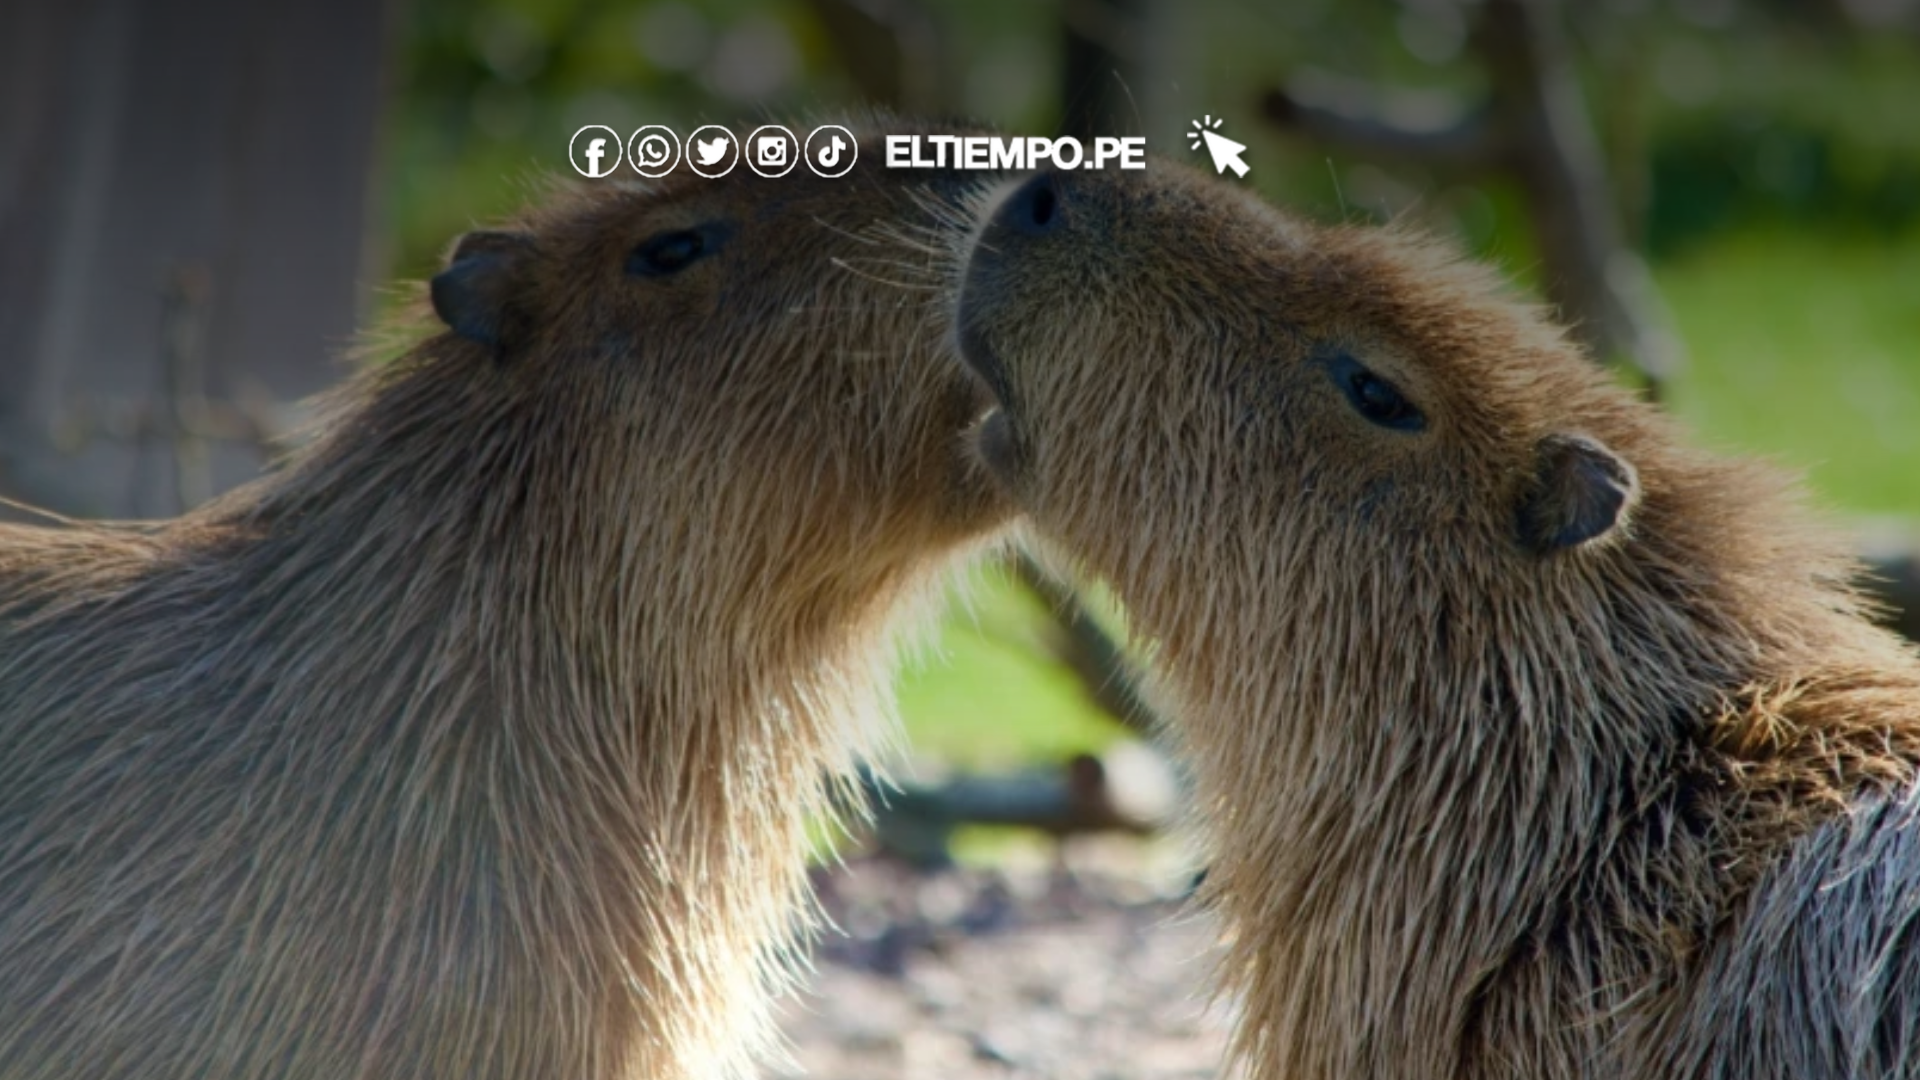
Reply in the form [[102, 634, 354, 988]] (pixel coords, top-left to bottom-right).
[[684, 125, 738, 178]]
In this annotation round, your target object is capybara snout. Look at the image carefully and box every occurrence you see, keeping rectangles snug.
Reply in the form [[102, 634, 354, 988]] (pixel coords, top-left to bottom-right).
[[955, 161, 1635, 579]]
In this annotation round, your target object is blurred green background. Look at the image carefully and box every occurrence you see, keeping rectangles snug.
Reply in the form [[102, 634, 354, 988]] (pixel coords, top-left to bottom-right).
[[381, 0, 1920, 767]]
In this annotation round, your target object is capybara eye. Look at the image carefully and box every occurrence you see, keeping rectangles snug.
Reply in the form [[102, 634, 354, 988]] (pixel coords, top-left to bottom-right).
[[1325, 353, 1426, 433], [628, 227, 716, 277]]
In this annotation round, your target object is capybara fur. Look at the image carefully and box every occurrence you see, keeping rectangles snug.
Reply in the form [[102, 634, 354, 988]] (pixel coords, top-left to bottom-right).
[[952, 165, 1920, 1079], [0, 120, 1007, 1080]]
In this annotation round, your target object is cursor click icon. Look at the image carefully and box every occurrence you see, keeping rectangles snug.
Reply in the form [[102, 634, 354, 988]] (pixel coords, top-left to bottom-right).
[[1189, 115, 1249, 178]]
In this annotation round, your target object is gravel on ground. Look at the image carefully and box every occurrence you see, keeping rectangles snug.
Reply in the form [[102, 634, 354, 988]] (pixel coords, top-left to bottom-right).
[[773, 838, 1236, 1080]]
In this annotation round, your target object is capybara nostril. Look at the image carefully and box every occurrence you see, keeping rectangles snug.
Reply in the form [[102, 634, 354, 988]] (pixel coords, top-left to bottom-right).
[[996, 171, 1061, 238]]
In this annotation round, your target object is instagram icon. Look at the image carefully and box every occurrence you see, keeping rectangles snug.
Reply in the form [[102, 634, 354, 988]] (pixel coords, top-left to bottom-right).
[[746, 125, 798, 178]]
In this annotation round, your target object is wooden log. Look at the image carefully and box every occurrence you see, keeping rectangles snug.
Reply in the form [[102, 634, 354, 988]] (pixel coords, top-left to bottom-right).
[[863, 743, 1181, 867]]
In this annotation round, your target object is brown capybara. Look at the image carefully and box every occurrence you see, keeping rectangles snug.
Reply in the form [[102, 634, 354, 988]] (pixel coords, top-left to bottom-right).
[[950, 165, 1920, 1080], [0, 119, 1009, 1080]]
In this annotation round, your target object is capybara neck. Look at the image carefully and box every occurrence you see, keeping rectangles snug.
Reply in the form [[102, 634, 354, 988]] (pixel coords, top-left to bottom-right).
[[329, 349, 956, 1067], [0, 347, 939, 1080], [254, 344, 941, 666], [1140, 408, 1920, 1077], [954, 166, 1920, 1080]]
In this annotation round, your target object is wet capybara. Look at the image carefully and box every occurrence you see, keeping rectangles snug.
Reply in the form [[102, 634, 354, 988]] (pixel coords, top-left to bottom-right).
[[0, 120, 1009, 1080], [951, 165, 1920, 1079]]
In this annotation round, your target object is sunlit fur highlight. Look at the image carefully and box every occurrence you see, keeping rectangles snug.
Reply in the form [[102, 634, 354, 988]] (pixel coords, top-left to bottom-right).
[[954, 161, 1920, 1080], [0, 119, 1007, 1080]]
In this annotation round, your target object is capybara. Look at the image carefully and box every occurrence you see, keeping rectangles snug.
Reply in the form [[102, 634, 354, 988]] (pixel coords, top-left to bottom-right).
[[0, 120, 1008, 1080], [951, 165, 1920, 1079]]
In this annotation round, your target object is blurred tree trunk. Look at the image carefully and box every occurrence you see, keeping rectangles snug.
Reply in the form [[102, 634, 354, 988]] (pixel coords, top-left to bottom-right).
[[804, 0, 955, 114], [0, 0, 394, 519], [1060, 0, 1148, 140], [1475, 0, 1680, 395], [1261, 0, 1679, 398], [1013, 552, 1159, 737]]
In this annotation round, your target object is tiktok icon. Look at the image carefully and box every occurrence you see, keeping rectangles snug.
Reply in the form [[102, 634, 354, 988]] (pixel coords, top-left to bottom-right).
[[806, 125, 857, 179]]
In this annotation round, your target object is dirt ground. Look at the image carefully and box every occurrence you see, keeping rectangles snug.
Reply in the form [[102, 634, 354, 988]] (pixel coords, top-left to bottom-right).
[[773, 839, 1235, 1080]]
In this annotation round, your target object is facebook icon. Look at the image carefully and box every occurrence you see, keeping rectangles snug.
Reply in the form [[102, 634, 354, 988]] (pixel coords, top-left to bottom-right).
[[569, 126, 623, 178]]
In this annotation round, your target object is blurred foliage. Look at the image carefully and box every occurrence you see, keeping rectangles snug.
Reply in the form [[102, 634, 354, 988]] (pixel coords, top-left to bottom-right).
[[386, 0, 1059, 278], [380, 0, 1920, 764], [1643, 29, 1920, 254], [385, 0, 1920, 270]]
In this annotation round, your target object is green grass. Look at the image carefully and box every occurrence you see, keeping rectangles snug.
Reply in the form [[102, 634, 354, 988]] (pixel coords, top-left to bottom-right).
[[1657, 229, 1920, 515], [895, 228, 1920, 765], [894, 567, 1127, 769]]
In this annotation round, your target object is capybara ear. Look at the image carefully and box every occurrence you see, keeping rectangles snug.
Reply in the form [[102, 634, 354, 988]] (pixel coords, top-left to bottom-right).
[[1516, 434, 1641, 554], [431, 231, 535, 355]]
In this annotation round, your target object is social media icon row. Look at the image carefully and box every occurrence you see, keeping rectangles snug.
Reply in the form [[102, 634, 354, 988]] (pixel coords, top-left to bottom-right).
[[570, 124, 857, 180]]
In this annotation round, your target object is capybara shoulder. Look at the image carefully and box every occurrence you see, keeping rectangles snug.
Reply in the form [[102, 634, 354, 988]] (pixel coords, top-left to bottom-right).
[[952, 164, 1920, 1080], [0, 118, 1007, 1080]]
